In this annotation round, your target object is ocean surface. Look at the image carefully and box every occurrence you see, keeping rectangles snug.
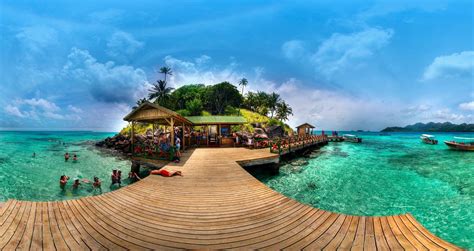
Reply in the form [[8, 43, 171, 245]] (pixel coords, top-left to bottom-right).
[[1, 131, 473, 248], [0, 131, 132, 202], [252, 132, 474, 249]]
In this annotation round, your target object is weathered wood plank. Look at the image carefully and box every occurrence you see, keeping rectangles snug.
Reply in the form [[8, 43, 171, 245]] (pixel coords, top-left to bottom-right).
[[0, 148, 461, 250]]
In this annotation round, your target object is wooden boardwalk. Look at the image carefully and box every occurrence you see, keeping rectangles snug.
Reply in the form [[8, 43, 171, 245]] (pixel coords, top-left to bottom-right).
[[0, 148, 461, 250]]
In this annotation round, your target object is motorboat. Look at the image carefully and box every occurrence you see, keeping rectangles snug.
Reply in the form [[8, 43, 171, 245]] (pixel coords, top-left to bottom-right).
[[444, 137, 474, 151], [342, 134, 362, 143], [420, 134, 438, 145]]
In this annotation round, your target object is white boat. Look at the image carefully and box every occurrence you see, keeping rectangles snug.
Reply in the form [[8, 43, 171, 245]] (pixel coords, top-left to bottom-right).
[[444, 137, 474, 151], [342, 134, 362, 143], [420, 134, 438, 145]]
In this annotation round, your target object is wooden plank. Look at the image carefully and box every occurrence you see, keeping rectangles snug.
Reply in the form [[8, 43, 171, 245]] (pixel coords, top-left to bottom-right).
[[0, 148, 461, 250]]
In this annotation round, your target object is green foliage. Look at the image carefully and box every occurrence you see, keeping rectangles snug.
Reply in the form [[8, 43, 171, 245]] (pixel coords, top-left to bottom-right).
[[170, 84, 206, 110], [381, 122, 474, 132], [148, 80, 174, 107], [276, 101, 293, 122], [176, 109, 190, 116], [205, 82, 242, 114], [186, 98, 203, 116], [133, 98, 148, 109], [224, 105, 239, 116], [120, 123, 153, 135], [201, 110, 211, 116]]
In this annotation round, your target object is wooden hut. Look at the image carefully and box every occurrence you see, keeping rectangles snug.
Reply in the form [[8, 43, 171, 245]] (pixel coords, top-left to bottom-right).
[[185, 116, 247, 147], [123, 102, 193, 148], [296, 123, 315, 136]]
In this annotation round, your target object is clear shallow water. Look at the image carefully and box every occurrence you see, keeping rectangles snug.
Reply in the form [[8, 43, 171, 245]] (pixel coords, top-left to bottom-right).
[[254, 132, 474, 249], [0, 131, 132, 202]]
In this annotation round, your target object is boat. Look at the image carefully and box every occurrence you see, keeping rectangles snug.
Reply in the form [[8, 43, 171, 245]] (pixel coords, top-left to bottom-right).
[[420, 134, 438, 145], [342, 134, 362, 143], [444, 137, 474, 151]]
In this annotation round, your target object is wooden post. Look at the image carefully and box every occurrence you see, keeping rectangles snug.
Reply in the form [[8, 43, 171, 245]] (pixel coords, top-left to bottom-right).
[[182, 123, 185, 150], [206, 125, 209, 146], [131, 121, 135, 156], [170, 117, 175, 146]]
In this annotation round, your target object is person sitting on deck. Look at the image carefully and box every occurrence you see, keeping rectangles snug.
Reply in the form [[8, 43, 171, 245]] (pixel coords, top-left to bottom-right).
[[150, 169, 183, 177], [59, 175, 69, 190], [64, 152, 70, 161]]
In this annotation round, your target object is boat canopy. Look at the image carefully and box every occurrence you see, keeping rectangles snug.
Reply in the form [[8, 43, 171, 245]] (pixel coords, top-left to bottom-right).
[[453, 137, 474, 141], [343, 134, 357, 138], [421, 134, 435, 138]]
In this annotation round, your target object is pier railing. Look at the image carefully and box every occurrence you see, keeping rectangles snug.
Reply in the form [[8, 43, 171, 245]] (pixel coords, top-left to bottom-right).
[[269, 135, 328, 156]]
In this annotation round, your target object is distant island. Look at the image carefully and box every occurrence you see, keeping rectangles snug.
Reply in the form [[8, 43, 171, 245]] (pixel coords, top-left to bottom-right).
[[381, 122, 474, 132]]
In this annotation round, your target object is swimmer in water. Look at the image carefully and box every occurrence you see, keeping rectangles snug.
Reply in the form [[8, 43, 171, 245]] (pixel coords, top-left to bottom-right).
[[32, 152, 36, 158], [93, 176, 102, 191], [64, 152, 70, 162], [72, 178, 81, 189], [59, 175, 69, 190], [73, 154, 77, 161]]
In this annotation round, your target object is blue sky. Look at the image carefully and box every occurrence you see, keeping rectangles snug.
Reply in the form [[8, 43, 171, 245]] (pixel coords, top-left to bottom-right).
[[0, 0, 473, 131]]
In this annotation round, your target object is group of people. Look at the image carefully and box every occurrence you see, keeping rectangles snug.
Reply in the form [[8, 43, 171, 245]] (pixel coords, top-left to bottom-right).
[[59, 175, 102, 191], [64, 152, 78, 162]]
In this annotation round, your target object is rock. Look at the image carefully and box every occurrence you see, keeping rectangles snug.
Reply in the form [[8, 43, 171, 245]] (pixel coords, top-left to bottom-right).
[[291, 159, 309, 166]]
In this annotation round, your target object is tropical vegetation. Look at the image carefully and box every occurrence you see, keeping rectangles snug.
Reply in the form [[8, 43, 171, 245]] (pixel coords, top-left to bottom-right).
[[134, 66, 295, 133]]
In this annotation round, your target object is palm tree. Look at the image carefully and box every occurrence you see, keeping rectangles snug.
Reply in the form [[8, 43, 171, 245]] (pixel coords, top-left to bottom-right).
[[268, 92, 281, 118], [276, 101, 293, 122], [159, 67, 173, 82], [148, 80, 174, 106], [238, 78, 248, 95], [133, 98, 148, 109]]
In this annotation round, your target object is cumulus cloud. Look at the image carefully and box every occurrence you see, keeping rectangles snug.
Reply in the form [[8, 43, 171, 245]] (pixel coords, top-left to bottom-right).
[[281, 40, 306, 60], [15, 25, 58, 53], [63, 47, 149, 103], [459, 101, 474, 111], [106, 31, 144, 60], [18, 98, 60, 112], [5, 105, 27, 118], [422, 51, 474, 81], [68, 105, 84, 113], [164, 55, 243, 87], [312, 28, 393, 75], [5, 98, 81, 121], [281, 28, 393, 77], [429, 109, 473, 123]]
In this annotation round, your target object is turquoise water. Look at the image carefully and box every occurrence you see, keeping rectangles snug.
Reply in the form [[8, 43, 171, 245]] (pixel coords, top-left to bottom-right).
[[255, 132, 474, 249], [0, 131, 132, 201]]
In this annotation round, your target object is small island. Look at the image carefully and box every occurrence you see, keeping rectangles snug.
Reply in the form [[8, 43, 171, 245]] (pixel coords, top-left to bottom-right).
[[381, 122, 474, 132]]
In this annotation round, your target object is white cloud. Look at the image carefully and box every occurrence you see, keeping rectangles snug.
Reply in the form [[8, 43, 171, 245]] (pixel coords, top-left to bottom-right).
[[18, 98, 60, 112], [5, 105, 27, 118], [5, 98, 81, 121], [312, 28, 393, 76], [281, 28, 393, 77], [459, 101, 474, 111], [429, 109, 472, 123], [422, 51, 474, 81], [281, 40, 305, 60], [106, 31, 144, 59], [67, 105, 83, 113], [15, 25, 58, 53], [63, 47, 149, 103], [164, 55, 243, 87]]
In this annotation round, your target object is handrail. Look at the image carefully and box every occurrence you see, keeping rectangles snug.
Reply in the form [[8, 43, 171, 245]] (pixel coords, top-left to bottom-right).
[[269, 135, 328, 155]]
